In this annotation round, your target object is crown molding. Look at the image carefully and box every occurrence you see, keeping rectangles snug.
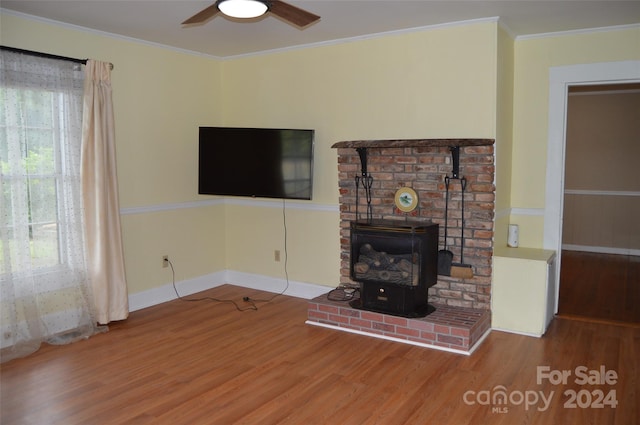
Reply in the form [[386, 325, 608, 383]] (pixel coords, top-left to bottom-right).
[[223, 16, 501, 60], [516, 22, 640, 41], [1, 8, 498, 61], [0, 7, 224, 60]]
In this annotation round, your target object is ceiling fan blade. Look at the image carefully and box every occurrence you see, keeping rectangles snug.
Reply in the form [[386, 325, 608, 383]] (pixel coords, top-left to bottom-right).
[[269, 0, 320, 27], [182, 4, 220, 25]]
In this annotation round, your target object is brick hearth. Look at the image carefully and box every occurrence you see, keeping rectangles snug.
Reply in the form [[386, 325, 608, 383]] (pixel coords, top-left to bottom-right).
[[307, 293, 491, 354]]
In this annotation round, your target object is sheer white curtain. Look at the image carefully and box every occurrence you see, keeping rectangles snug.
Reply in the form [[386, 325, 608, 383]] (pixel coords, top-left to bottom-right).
[[0, 51, 104, 363]]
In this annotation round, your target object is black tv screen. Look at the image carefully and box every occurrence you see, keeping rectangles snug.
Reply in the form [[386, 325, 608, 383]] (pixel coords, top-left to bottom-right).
[[198, 127, 314, 200]]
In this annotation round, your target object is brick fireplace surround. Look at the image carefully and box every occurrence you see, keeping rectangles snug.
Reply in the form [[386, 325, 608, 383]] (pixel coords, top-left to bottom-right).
[[306, 139, 495, 354]]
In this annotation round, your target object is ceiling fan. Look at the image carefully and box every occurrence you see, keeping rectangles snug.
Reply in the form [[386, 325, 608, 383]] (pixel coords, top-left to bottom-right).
[[182, 0, 320, 27]]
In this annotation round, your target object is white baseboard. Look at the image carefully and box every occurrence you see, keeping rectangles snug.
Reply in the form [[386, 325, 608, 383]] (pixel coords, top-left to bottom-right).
[[562, 244, 640, 256], [128, 270, 332, 312], [128, 271, 227, 312], [224, 270, 332, 299], [305, 322, 492, 355], [490, 327, 544, 338]]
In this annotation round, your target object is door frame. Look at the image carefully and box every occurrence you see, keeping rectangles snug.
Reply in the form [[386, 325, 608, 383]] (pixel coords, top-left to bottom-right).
[[544, 60, 640, 314]]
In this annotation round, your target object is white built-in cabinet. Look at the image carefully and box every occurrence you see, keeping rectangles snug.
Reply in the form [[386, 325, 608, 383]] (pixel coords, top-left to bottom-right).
[[492, 247, 557, 337]]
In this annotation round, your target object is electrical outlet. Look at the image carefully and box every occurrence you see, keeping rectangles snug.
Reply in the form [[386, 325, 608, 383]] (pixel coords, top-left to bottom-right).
[[274, 250, 281, 262], [162, 255, 169, 268]]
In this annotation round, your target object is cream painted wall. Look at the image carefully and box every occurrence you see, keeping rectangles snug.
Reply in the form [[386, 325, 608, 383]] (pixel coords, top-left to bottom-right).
[[1, 13, 228, 295], [511, 27, 640, 248], [223, 203, 340, 285], [219, 22, 498, 285], [122, 206, 227, 293], [495, 25, 515, 247], [222, 23, 497, 189]]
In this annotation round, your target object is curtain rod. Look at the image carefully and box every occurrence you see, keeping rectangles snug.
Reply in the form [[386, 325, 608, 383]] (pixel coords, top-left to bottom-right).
[[0, 45, 114, 70]]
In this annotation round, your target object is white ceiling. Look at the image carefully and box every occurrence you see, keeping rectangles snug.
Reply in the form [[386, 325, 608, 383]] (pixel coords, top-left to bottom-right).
[[2, 1, 640, 58]]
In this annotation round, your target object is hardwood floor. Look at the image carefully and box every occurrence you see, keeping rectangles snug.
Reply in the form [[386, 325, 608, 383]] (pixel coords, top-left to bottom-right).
[[558, 250, 640, 324], [1, 284, 638, 424]]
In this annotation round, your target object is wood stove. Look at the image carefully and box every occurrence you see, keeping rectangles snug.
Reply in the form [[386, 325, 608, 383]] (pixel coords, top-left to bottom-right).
[[349, 219, 439, 318]]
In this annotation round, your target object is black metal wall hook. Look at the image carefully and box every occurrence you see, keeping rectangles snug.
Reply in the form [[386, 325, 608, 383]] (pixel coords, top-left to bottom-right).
[[356, 147, 368, 177], [355, 147, 373, 221], [449, 145, 461, 179]]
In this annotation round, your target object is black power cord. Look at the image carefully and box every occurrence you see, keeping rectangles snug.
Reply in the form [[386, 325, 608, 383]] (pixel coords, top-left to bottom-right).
[[168, 199, 292, 311], [168, 259, 258, 312], [242, 198, 291, 304]]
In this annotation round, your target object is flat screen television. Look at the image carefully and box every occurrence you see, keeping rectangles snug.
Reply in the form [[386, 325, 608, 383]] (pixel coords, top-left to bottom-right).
[[198, 127, 315, 200]]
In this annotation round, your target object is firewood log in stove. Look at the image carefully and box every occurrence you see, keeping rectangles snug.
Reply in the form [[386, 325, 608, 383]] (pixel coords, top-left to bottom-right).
[[354, 244, 419, 286]]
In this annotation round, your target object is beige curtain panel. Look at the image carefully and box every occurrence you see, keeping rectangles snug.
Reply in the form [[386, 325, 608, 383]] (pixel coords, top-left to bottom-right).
[[81, 60, 129, 324]]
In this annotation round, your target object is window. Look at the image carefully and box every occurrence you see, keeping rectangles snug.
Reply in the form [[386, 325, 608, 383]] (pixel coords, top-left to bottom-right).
[[3, 88, 61, 270], [0, 53, 84, 278], [1, 51, 119, 361]]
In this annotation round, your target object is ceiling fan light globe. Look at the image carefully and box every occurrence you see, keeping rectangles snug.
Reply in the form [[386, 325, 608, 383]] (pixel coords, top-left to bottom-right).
[[218, 0, 268, 19]]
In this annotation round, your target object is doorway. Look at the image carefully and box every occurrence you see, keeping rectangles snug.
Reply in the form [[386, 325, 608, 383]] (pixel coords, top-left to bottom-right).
[[557, 83, 640, 324], [543, 60, 640, 324]]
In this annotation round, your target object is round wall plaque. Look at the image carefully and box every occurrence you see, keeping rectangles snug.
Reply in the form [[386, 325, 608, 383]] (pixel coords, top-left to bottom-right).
[[394, 187, 418, 212]]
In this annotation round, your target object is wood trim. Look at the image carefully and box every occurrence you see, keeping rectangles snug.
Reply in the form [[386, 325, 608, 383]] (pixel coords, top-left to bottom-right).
[[331, 138, 495, 149], [564, 190, 640, 197]]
